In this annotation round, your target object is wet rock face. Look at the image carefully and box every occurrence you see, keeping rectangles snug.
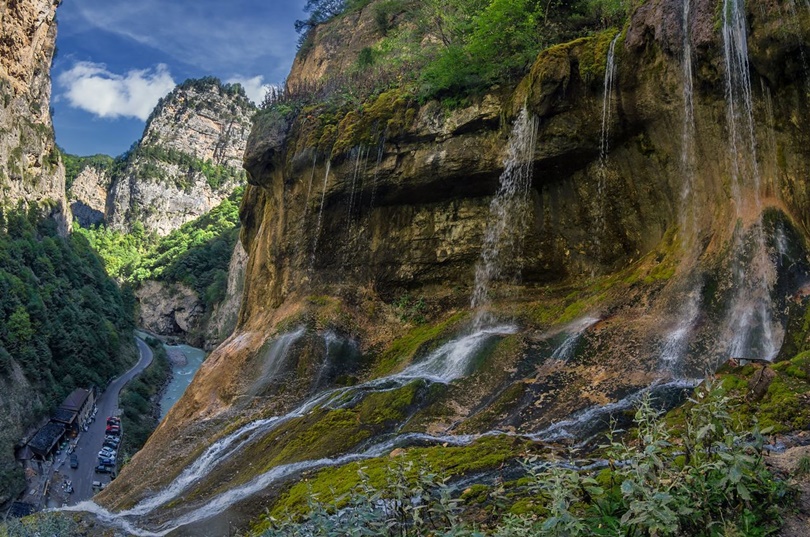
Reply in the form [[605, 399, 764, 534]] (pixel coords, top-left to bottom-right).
[[0, 0, 69, 232], [107, 80, 255, 236], [104, 0, 810, 524]]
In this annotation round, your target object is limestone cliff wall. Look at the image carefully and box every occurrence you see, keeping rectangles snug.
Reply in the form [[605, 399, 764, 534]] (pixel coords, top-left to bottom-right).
[[101, 0, 810, 524], [107, 80, 254, 236], [0, 0, 69, 232]]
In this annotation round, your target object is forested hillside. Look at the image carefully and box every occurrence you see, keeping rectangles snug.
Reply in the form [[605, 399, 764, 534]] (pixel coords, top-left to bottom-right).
[[0, 207, 135, 501]]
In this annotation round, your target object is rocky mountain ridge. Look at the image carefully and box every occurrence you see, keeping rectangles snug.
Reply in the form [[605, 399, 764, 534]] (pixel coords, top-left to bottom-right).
[[68, 78, 255, 237]]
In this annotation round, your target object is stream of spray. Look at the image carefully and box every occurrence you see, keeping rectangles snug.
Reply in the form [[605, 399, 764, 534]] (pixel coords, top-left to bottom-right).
[[551, 317, 600, 362], [470, 106, 538, 327], [368, 130, 387, 212], [302, 153, 318, 222], [658, 0, 702, 374], [595, 33, 621, 252], [721, 0, 782, 361], [309, 161, 331, 271]]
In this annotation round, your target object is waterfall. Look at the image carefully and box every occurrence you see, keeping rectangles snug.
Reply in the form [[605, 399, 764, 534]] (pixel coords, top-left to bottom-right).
[[721, 0, 783, 361], [658, 1, 702, 375], [368, 131, 386, 212], [680, 0, 696, 235], [249, 327, 307, 395], [346, 145, 364, 224], [529, 378, 699, 444], [599, 34, 620, 166], [550, 317, 599, 362], [722, 0, 759, 199], [596, 33, 621, 250], [470, 106, 538, 323], [310, 161, 331, 270], [302, 153, 318, 222]]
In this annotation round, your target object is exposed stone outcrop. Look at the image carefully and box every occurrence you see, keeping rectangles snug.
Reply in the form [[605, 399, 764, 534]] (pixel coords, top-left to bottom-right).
[[107, 79, 254, 236], [136, 281, 205, 344], [0, 0, 69, 232], [205, 241, 248, 350], [68, 164, 110, 226]]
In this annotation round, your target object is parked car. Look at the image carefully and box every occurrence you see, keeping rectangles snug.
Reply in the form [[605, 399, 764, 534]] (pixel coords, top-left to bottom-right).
[[69, 455, 78, 469], [94, 465, 111, 474], [98, 456, 115, 466], [103, 442, 118, 450], [104, 435, 120, 444]]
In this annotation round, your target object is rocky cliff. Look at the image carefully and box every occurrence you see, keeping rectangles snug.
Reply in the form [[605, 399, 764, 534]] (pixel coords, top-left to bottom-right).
[[67, 162, 110, 226], [96, 0, 810, 534], [106, 78, 254, 236], [134, 239, 247, 350], [0, 0, 69, 232]]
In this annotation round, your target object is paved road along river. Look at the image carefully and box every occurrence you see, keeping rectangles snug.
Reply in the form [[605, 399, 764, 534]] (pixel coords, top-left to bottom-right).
[[49, 337, 153, 506]]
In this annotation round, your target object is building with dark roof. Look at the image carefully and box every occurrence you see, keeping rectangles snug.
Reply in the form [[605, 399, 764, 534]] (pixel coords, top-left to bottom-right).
[[28, 422, 65, 458], [59, 388, 94, 430]]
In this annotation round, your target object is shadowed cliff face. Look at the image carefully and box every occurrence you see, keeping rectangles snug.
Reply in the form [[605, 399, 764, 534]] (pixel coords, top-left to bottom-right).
[[98, 0, 810, 532]]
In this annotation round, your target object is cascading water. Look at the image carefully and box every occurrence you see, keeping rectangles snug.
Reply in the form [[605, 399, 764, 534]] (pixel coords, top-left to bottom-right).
[[309, 161, 331, 271], [302, 153, 318, 222], [658, 3, 702, 375], [550, 317, 599, 362], [470, 106, 538, 324], [680, 0, 696, 234], [595, 33, 620, 251], [248, 327, 307, 395], [368, 131, 386, 212], [67, 324, 516, 533], [721, 0, 783, 361]]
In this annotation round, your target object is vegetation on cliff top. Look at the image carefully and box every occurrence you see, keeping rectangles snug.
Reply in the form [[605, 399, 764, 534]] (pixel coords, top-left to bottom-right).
[[290, 0, 632, 104]]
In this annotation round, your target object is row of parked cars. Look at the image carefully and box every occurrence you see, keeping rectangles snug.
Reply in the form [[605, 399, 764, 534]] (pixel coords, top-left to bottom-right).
[[95, 416, 121, 474]]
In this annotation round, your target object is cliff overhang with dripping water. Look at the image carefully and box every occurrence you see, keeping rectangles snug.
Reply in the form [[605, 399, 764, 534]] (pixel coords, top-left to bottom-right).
[[93, 0, 810, 533]]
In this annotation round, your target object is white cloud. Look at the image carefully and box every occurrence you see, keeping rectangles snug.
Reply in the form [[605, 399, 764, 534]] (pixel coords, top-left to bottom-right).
[[58, 62, 176, 120], [226, 75, 277, 104]]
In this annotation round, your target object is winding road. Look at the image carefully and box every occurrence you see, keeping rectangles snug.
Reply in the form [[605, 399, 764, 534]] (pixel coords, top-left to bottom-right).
[[49, 337, 153, 507]]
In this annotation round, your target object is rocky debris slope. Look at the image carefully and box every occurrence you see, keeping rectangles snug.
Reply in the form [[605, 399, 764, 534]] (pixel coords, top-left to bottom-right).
[[106, 78, 255, 236], [0, 0, 69, 232]]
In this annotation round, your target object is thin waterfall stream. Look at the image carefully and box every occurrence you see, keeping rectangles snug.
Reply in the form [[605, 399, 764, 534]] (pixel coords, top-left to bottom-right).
[[470, 106, 538, 325], [721, 0, 783, 361]]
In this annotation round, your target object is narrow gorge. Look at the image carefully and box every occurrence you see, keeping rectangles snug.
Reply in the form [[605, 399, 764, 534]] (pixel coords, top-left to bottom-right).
[[2, 0, 810, 535]]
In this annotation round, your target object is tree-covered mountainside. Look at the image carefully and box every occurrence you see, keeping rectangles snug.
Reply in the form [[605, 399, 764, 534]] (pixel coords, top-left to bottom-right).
[[0, 207, 135, 500], [75, 187, 243, 309], [0, 208, 134, 395]]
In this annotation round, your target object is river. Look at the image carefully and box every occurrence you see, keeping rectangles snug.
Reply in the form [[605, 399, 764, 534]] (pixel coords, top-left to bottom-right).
[[159, 344, 206, 419]]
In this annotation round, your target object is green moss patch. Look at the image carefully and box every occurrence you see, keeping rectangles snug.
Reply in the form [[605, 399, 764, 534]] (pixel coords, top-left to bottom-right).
[[258, 434, 529, 526], [371, 311, 467, 377]]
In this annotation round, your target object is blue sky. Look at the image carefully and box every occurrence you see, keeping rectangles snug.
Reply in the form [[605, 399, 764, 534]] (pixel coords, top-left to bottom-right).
[[52, 0, 307, 157]]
